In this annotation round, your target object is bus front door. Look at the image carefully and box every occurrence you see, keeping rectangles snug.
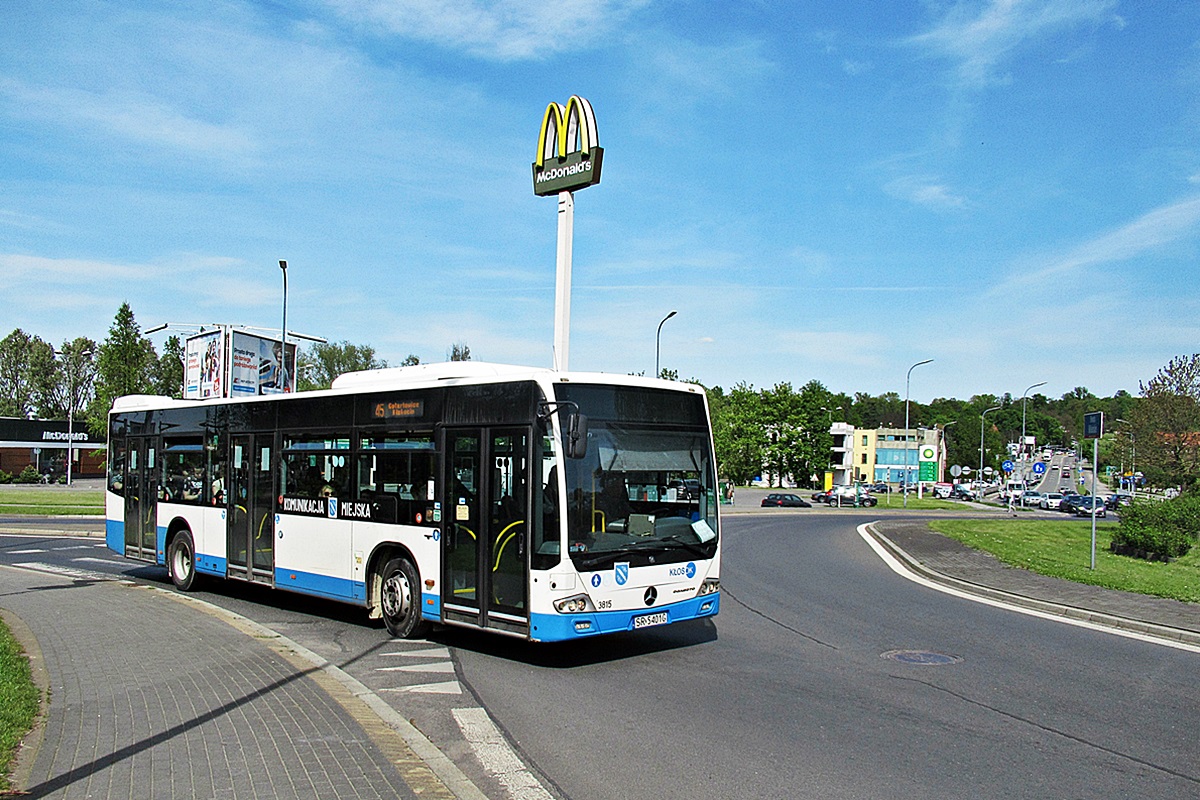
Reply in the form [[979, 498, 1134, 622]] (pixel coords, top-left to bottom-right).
[[226, 434, 275, 584], [124, 437, 158, 561], [442, 428, 530, 635]]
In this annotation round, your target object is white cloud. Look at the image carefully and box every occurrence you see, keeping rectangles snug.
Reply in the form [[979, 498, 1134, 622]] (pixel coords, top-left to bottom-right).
[[0, 78, 256, 158], [992, 195, 1200, 292], [906, 0, 1119, 89], [320, 0, 649, 60], [884, 175, 967, 209]]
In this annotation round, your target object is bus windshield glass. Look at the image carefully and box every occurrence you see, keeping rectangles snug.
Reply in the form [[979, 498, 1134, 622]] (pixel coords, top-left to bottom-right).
[[555, 385, 718, 570]]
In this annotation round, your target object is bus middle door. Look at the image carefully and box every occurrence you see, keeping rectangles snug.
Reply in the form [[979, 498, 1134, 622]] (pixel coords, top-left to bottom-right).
[[226, 434, 275, 584], [442, 428, 530, 635], [123, 436, 159, 561]]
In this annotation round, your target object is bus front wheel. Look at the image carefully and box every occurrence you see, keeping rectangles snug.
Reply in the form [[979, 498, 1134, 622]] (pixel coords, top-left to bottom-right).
[[168, 530, 200, 591], [380, 557, 428, 639]]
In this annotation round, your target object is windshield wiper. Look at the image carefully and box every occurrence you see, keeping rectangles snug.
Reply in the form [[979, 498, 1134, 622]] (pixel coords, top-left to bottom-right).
[[573, 535, 711, 569]]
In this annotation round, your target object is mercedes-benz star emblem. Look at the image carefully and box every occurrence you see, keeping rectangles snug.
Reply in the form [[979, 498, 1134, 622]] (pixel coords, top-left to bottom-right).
[[644, 586, 657, 606]]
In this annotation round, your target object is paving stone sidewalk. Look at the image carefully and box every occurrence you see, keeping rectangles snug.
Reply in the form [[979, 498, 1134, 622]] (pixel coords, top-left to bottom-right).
[[0, 566, 441, 800]]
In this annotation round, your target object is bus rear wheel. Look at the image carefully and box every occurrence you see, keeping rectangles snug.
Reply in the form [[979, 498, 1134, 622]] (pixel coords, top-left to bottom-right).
[[168, 530, 200, 591], [380, 557, 428, 639]]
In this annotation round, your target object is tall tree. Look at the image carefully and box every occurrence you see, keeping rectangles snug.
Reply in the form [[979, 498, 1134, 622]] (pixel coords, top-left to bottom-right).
[[88, 302, 157, 431], [297, 341, 387, 391], [710, 382, 765, 485], [0, 329, 54, 417], [149, 335, 185, 398], [45, 337, 98, 420], [1133, 354, 1200, 487], [448, 342, 471, 362]]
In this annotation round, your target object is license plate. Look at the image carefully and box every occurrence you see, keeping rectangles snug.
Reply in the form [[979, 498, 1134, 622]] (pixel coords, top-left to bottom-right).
[[633, 611, 668, 629]]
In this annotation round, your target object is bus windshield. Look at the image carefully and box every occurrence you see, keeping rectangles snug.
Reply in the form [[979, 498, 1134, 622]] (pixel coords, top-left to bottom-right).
[[562, 422, 718, 569]]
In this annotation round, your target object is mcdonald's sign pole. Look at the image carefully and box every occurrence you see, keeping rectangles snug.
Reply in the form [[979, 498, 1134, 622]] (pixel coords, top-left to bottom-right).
[[533, 96, 603, 371]]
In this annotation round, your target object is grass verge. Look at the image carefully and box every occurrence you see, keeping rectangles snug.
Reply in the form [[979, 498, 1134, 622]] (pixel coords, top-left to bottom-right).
[[0, 617, 39, 793], [0, 488, 103, 516], [929, 518, 1200, 604]]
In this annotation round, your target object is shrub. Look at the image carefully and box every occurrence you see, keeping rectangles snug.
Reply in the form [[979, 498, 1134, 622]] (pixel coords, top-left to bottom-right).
[[0, 470, 11, 484], [15, 466, 40, 484], [1112, 495, 1200, 559]]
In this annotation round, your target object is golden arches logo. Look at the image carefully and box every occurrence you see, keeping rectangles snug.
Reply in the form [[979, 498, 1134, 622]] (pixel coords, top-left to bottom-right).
[[532, 95, 603, 196]]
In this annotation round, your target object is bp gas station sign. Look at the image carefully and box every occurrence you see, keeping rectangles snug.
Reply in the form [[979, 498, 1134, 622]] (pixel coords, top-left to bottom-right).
[[918, 444, 937, 482]]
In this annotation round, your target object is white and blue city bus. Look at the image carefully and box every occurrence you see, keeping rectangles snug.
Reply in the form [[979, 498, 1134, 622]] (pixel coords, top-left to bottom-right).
[[106, 362, 721, 641]]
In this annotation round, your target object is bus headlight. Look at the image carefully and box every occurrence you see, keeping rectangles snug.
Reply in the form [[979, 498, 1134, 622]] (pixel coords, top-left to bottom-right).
[[554, 594, 593, 613], [697, 578, 720, 596]]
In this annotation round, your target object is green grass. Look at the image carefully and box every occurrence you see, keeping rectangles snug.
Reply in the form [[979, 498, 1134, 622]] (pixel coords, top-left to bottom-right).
[[929, 518, 1200, 604], [0, 487, 104, 516], [0, 618, 39, 792], [875, 495, 968, 511]]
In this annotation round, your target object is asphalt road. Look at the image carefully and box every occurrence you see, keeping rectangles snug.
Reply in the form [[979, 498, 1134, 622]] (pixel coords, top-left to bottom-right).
[[3, 513, 1197, 799], [454, 512, 1198, 799]]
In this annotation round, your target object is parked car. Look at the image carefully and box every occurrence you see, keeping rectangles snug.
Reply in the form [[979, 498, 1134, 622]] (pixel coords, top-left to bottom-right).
[[761, 493, 812, 508], [870, 482, 891, 494], [1039, 492, 1064, 510], [951, 484, 976, 500], [810, 490, 832, 504], [827, 485, 878, 507], [1073, 496, 1107, 517]]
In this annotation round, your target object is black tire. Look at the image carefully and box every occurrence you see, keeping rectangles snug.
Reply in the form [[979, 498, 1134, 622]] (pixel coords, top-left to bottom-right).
[[380, 557, 429, 639], [168, 530, 199, 591]]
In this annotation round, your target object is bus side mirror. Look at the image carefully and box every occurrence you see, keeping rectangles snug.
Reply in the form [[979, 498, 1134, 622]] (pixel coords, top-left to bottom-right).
[[565, 411, 588, 459]]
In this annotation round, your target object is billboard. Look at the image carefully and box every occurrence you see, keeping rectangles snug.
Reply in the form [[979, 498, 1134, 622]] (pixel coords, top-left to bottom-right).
[[184, 330, 225, 399], [231, 331, 296, 396], [184, 328, 296, 399]]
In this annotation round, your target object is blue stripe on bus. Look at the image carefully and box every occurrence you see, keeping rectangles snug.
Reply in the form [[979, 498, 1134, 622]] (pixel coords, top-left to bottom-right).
[[195, 554, 226, 577], [421, 592, 440, 620], [106, 519, 123, 553], [273, 567, 364, 603], [528, 593, 720, 642]]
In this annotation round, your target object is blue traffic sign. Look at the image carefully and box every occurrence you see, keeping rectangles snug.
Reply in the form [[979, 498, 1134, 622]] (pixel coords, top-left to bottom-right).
[[1032, 462, 1047, 475], [1002, 460, 1014, 473]]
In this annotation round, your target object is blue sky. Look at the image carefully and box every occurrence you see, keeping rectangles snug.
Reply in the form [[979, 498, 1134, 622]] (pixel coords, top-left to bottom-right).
[[3, 1, 1198, 402]]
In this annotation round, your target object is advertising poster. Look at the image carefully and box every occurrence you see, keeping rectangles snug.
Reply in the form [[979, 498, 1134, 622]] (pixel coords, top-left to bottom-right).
[[184, 330, 225, 399], [230, 331, 297, 396]]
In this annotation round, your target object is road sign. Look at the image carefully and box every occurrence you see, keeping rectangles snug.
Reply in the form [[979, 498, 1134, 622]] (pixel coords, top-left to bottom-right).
[[950, 465, 962, 478], [1032, 462, 1046, 475], [1002, 459, 1014, 473], [1083, 411, 1103, 439]]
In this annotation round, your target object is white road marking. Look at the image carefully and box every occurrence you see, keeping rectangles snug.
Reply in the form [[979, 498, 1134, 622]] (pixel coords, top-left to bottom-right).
[[7, 549, 47, 554], [452, 707, 554, 800], [13, 562, 112, 582], [381, 646, 452, 658], [377, 662, 456, 674], [381, 680, 463, 694]]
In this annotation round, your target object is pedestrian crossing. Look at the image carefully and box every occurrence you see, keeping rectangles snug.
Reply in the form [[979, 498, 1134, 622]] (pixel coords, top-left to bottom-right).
[[374, 643, 463, 694]]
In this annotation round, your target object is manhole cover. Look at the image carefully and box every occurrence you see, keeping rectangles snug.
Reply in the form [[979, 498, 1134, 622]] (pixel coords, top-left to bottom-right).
[[881, 650, 962, 666]]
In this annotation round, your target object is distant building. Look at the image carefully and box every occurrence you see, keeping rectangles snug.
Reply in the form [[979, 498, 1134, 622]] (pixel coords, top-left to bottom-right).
[[0, 417, 106, 478]]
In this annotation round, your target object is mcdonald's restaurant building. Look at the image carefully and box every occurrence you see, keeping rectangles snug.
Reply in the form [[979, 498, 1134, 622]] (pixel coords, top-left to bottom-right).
[[0, 417, 107, 479]]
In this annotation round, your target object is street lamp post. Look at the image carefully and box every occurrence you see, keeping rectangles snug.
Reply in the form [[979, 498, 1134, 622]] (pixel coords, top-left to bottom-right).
[[903, 358, 933, 508], [1116, 418, 1135, 493], [655, 310, 677, 378], [1020, 381, 1046, 467], [980, 405, 1002, 487], [940, 420, 957, 483], [56, 346, 93, 487], [279, 260, 288, 358]]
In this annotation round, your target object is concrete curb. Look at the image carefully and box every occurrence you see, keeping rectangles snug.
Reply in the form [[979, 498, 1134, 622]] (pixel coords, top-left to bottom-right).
[[863, 522, 1200, 649]]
